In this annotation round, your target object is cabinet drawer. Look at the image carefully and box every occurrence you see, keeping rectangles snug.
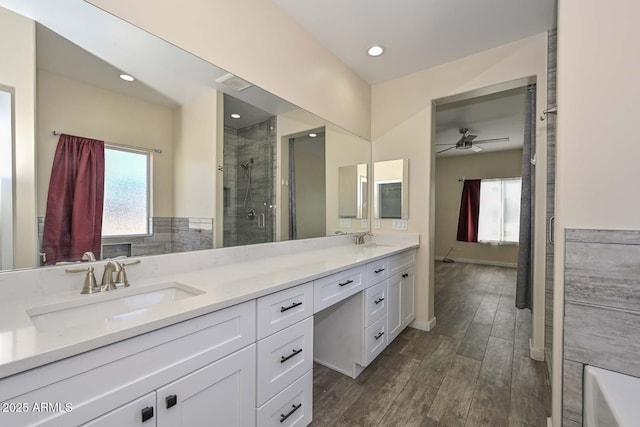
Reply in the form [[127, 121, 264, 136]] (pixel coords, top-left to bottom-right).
[[257, 282, 313, 340], [257, 317, 313, 406], [388, 250, 416, 277], [257, 370, 312, 427], [364, 281, 387, 327], [366, 258, 388, 286], [364, 316, 387, 366], [314, 266, 365, 313]]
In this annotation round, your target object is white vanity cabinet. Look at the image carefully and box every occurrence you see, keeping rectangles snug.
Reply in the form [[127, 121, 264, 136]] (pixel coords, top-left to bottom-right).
[[387, 250, 417, 342], [0, 301, 256, 427]]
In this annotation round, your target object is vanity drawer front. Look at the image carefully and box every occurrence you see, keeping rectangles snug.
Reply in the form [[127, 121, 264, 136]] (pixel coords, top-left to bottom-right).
[[0, 301, 256, 426], [388, 250, 416, 277], [257, 316, 313, 406], [366, 258, 388, 286], [363, 316, 387, 366], [364, 281, 387, 327], [256, 370, 312, 427], [314, 266, 365, 313], [257, 282, 313, 340]]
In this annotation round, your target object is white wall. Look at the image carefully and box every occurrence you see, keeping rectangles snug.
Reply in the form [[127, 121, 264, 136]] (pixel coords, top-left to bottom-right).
[[372, 33, 548, 338], [36, 69, 175, 217], [0, 7, 36, 269], [172, 90, 218, 219], [435, 149, 523, 266], [87, 0, 371, 140], [553, 0, 640, 423]]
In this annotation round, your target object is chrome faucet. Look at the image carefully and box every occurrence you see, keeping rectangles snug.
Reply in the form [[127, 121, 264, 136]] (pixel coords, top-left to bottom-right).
[[354, 232, 373, 245]]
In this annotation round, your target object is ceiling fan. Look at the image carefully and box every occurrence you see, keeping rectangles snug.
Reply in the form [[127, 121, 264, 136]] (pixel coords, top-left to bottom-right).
[[435, 128, 509, 155]]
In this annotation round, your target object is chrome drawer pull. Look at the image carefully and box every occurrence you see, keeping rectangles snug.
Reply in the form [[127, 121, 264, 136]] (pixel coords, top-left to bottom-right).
[[280, 348, 303, 363], [338, 279, 354, 287], [374, 268, 385, 273], [280, 301, 303, 312], [374, 331, 384, 340], [280, 403, 302, 423], [374, 297, 385, 305]]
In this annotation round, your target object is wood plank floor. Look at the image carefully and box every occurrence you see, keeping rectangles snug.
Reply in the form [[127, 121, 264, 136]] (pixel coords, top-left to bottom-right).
[[310, 262, 551, 427]]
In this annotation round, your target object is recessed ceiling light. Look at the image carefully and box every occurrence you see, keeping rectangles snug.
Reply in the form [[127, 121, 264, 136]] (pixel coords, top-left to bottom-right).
[[119, 74, 135, 82], [230, 113, 241, 119], [367, 45, 384, 57], [309, 133, 317, 138]]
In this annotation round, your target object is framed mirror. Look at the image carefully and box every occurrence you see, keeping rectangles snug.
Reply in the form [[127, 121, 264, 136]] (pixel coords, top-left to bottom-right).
[[374, 159, 409, 219], [0, 1, 371, 271]]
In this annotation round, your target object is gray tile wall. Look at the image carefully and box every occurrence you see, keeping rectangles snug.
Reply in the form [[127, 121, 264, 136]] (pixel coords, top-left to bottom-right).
[[38, 216, 213, 263], [545, 28, 557, 376], [562, 228, 640, 425]]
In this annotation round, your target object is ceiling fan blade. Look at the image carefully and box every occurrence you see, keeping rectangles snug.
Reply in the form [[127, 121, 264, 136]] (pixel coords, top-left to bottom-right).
[[473, 137, 510, 144], [436, 146, 456, 154], [435, 143, 455, 146], [464, 134, 478, 143]]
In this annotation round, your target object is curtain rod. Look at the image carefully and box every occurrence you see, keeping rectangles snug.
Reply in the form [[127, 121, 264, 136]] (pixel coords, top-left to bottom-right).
[[52, 131, 162, 154]]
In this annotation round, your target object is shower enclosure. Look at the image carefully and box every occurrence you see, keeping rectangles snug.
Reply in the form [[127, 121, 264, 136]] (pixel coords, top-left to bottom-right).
[[223, 117, 276, 247]]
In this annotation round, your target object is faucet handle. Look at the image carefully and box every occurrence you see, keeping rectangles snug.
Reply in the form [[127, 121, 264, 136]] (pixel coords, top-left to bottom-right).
[[116, 259, 141, 287], [66, 266, 99, 294]]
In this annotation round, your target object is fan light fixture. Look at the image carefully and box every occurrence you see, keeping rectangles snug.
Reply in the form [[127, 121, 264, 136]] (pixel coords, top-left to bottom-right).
[[367, 45, 384, 57]]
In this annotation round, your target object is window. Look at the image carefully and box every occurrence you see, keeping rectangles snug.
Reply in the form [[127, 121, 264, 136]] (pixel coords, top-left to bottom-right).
[[477, 178, 521, 244], [102, 147, 150, 236]]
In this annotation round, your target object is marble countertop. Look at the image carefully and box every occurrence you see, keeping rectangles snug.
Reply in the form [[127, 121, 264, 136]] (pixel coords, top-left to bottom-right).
[[0, 234, 419, 379]]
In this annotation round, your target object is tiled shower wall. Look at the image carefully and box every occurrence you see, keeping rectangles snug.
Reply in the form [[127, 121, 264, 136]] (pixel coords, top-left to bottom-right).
[[545, 28, 557, 376], [37, 216, 213, 262], [223, 118, 277, 247], [562, 229, 640, 426]]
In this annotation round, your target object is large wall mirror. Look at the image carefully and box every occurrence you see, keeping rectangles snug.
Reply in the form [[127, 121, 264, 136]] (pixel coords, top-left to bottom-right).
[[0, 0, 371, 271]]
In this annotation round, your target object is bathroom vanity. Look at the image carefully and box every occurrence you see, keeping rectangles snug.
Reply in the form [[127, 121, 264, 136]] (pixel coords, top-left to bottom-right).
[[0, 234, 418, 426]]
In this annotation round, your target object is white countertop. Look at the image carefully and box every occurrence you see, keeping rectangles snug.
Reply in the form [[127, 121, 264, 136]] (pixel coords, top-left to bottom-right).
[[0, 234, 419, 379]]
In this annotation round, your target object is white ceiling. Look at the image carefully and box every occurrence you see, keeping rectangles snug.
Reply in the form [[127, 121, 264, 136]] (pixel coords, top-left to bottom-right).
[[272, 0, 556, 83], [435, 87, 526, 157]]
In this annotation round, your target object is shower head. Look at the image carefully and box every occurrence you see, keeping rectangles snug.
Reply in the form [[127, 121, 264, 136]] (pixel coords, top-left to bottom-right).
[[241, 158, 254, 169]]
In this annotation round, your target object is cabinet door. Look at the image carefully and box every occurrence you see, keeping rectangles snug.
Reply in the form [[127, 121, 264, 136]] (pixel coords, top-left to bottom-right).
[[387, 274, 402, 342], [401, 267, 416, 328], [156, 344, 256, 427], [81, 392, 156, 427]]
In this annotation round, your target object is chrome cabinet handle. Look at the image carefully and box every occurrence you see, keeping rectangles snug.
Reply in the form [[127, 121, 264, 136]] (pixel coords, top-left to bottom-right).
[[280, 348, 303, 363], [280, 403, 302, 423], [374, 331, 384, 340], [374, 297, 385, 305], [280, 301, 302, 312], [338, 279, 354, 287]]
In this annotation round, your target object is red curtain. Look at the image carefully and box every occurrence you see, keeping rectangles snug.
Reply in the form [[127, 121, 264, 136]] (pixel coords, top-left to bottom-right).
[[456, 179, 481, 242], [42, 134, 105, 264]]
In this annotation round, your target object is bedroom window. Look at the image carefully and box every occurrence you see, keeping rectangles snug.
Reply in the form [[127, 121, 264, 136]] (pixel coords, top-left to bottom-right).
[[477, 177, 521, 244], [102, 147, 150, 236]]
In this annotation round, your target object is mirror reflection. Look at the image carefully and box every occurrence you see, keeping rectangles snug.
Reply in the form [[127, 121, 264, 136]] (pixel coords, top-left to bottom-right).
[[374, 159, 409, 220], [0, 3, 371, 271], [338, 164, 368, 220]]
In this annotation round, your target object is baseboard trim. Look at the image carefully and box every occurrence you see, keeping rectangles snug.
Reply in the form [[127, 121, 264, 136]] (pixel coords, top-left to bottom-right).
[[434, 256, 517, 269], [410, 317, 437, 331], [529, 339, 545, 361]]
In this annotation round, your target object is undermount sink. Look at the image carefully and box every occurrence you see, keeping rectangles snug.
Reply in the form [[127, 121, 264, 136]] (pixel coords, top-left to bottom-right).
[[27, 282, 205, 333], [584, 365, 640, 427]]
